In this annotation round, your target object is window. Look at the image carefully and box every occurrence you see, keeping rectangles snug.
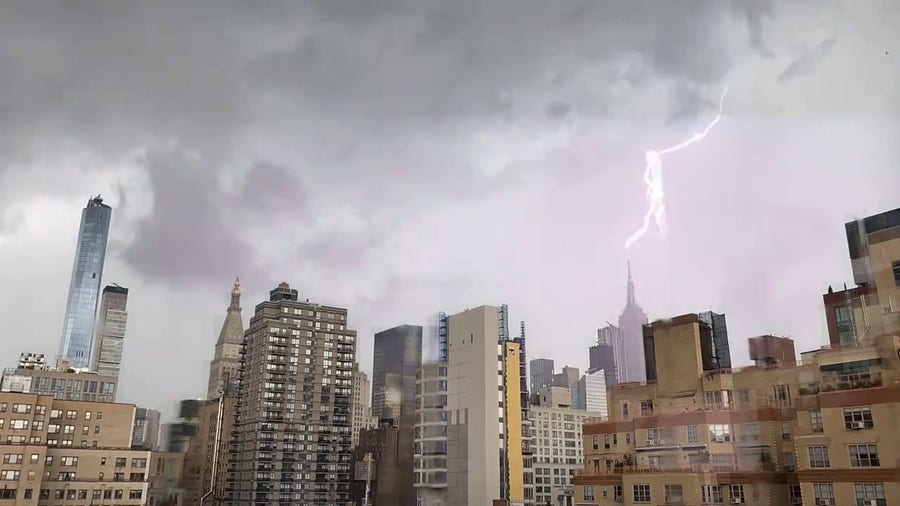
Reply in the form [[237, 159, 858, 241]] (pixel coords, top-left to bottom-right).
[[625, 432, 631, 445], [808, 445, 830, 467], [2, 454, 22, 464], [584, 486, 594, 501], [664, 484, 683, 504], [49, 409, 61, 418], [813, 483, 835, 505], [622, 402, 629, 418], [633, 484, 650, 503], [708, 424, 732, 442], [784, 452, 796, 471], [129, 489, 143, 499], [57, 472, 76, 481], [132, 458, 147, 468], [60, 456, 78, 466], [114, 490, 123, 499], [893, 260, 900, 287], [591, 435, 598, 450], [29, 454, 38, 464], [843, 407, 874, 429], [810, 411, 824, 433], [849, 444, 880, 467], [78, 490, 87, 500], [10, 419, 28, 430], [0, 470, 19, 480], [772, 384, 791, 406], [687, 425, 699, 444], [835, 304, 857, 344], [12, 404, 31, 414], [640, 399, 654, 416], [739, 423, 759, 443], [729, 485, 745, 504], [84, 411, 91, 420], [115, 458, 126, 467], [854, 483, 885, 506], [0, 490, 16, 500], [711, 453, 735, 471], [701, 485, 723, 504], [781, 422, 791, 440]]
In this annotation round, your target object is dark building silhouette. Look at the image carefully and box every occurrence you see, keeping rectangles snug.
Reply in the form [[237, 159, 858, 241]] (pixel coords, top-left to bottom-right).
[[588, 341, 618, 389], [617, 263, 649, 382]]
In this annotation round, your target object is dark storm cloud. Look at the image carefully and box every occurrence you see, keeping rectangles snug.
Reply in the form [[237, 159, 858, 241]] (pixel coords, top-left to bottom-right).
[[732, 0, 776, 57], [778, 35, 838, 82]]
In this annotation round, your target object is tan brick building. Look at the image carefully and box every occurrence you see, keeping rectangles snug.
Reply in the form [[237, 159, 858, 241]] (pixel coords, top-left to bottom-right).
[[0, 392, 183, 505], [574, 206, 900, 506]]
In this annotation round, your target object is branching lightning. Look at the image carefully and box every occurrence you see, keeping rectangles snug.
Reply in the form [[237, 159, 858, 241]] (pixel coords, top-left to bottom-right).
[[624, 87, 729, 249]]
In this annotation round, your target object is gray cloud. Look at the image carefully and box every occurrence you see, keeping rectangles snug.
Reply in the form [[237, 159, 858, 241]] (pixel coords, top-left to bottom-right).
[[778, 35, 838, 82]]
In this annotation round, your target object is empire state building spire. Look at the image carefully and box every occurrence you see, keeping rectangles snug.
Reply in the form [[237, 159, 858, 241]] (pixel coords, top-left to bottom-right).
[[626, 260, 635, 305], [618, 261, 649, 382]]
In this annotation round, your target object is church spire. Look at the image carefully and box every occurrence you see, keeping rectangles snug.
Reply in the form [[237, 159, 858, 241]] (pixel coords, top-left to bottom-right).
[[230, 276, 241, 310], [626, 261, 635, 305]]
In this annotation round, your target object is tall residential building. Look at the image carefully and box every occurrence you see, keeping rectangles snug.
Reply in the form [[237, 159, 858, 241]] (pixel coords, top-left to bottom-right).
[[351, 364, 371, 447], [0, 392, 184, 505], [441, 305, 533, 506], [413, 362, 449, 506], [207, 279, 244, 400], [643, 311, 732, 382], [574, 312, 900, 506], [616, 263, 648, 383], [92, 284, 129, 376], [368, 324, 422, 504], [132, 407, 161, 450], [228, 282, 356, 505], [530, 358, 555, 404], [58, 195, 113, 369], [571, 370, 608, 417], [1, 354, 118, 402], [824, 206, 900, 345], [530, 404, 604, 506]]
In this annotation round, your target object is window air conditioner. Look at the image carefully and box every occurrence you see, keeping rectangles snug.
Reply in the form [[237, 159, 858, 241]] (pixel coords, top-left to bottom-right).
[[851, 421, 866, 430], [731, 499, 744, 504], [816, 500, 833, 506], [785, 465, 795, 472], [866, 501, 878, 506]]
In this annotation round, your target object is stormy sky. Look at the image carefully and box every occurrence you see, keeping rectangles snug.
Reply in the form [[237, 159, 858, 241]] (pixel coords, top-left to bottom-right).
[[1, 1, 898, 419]]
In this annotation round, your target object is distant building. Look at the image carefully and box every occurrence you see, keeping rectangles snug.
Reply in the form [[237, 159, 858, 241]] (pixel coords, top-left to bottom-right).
[[58, 195, 112, 369], [207, 279, 243, 400], [530, 358, 555, 404], [596, 324, 624, 384], [92, 284, 129, 376], [351, 364, 372, 447], [537, 386, 572, 408], [530, 404, 603, 506], [132, 407, 161, 450], [161, 399, 204, 453], [588, 339, 618, 389], [1, 354, 118, 402], [571, 370, 608, 417], [643, 311, 731, 382], [617, 263, 649, 383], [413, 362, 449, 506], [183, 395, 236, 506], [553, 365, 580, 389]]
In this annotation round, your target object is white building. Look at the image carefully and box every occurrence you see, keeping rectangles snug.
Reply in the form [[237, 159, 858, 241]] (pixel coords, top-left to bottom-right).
[[571, 369, 608, 418]]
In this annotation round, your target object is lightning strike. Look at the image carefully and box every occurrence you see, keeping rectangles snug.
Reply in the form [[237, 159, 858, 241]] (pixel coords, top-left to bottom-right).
[[624, 87, 729, 249]]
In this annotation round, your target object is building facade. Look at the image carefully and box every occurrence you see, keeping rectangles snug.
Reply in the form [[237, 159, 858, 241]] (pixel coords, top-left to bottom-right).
[[92, 284, 129, 376], [413, 362, 449, 506], [530, 405, 603, 506], [573, 311, 900, 506], [0, 392, 183, 505], [58, 196, 112, 369], [207, 279, 244, 401], [228, 282, 356, 505], [571, 370, 608, 417], [553, 366, 581, 390], [589, 339, 618, 390], [183, 395, 235, 506]]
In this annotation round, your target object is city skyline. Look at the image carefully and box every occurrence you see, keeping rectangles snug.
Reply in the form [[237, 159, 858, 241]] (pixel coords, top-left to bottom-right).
[[0, 1, 897, 421]]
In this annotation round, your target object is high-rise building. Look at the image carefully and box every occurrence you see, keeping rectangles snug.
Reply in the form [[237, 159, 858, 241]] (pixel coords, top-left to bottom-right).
[[368, 324, 422, 504], [58, 195, 112, 369], [553, 365, 580, 389], [207, 279, 244, 400], [413, 361, 449, 506], [616, 263, 649, 383], [530, 358, 555, 404], [596, 324, 625, 385], [228, 282, 356, 505], [161, 399, 204, 454], [351, 364, 372, 447], [132, 407, 161, 450], [0, 392, 185, 505], [183, 395, 236, 506], [443, 305, 532, 506], [92, 284, 129, 376], [588, 340, 618, 389], [571, 370, 608, 417]]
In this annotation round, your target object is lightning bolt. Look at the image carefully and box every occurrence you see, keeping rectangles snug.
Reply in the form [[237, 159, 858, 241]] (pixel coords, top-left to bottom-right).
[[624, 87, 729, 249]]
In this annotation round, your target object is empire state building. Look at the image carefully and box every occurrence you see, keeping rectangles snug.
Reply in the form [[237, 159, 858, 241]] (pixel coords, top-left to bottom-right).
[[617, 263, 649, 382]]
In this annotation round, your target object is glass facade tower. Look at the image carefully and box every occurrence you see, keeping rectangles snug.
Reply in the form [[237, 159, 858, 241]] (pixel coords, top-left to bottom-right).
[[58, 196, 112, 369]]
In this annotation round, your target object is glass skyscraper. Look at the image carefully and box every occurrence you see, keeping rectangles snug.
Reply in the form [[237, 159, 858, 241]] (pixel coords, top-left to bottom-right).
[[58, 196, 112, 369]]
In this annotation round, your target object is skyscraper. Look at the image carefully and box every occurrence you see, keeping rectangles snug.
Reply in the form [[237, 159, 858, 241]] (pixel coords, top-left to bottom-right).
[[529, 358, 554, 404], [92, 284, 128, 376], [228, 282, 356, 505], [207, 279, 244, 400], [596, 323, 625, 384], [588, 340, 618, 389], [350, 364, 372, 447], [617, 262, 649, 382], [58, 195, 112, 368]]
